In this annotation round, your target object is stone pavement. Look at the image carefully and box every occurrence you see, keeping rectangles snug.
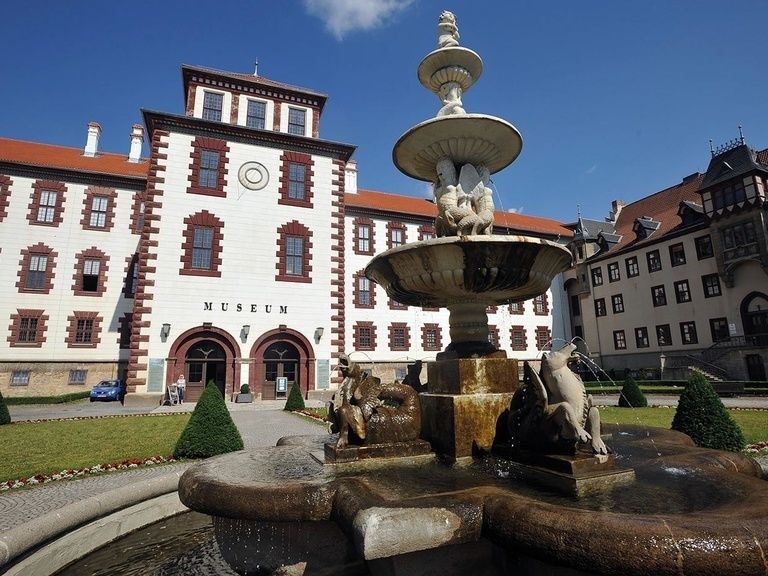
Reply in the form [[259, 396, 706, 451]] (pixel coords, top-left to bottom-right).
[[0, 403, 327, 534]]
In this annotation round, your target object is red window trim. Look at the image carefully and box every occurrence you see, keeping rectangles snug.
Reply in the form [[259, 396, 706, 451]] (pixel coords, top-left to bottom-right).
[[129, 192, 145, 235], [71, 247, 109, 296], [510, 325, 527, 351], [353, 321, 376, 351], [509, 301, 525, 315], [536, 326, 552, 351], [0, 174, 11, 222], [8, 309, 48, 347], [118, 312, 133, 349], [421, 323, 443, 351], [16, 243, 57, 294], [488, 324, 500, 348], [388, 322, 411, 351], [533, 293, 549, 315], [418, 223, 436, 241], [388, 297, 407, 310], [275, 220, 313, 283], [353, 270, 375, 308], [124, 253, 139, 298], [187, 137, 229, 198], [353, 217, 375, 255], [65, 311, 103, 348], [386, 221, 407, 249], [80, 186, 117, 231], [27, 180, 66, 227], [180, 211, 225, 277], [278, 151, 314, 208]]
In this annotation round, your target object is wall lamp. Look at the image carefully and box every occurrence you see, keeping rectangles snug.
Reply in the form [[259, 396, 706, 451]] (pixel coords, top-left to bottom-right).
[[314, 327, 324, 342], [160, 323, 171, 339], [241, 325, 251, 340]]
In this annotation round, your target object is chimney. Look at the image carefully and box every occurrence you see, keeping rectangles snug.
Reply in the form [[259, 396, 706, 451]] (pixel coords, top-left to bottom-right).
[[607, 199, 625, 222], [83, 122, 101, 157], [128, 124, 144, 163], [345, 160, 358, 194]]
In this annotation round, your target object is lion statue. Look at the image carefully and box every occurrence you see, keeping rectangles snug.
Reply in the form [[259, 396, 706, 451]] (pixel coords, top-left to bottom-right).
[[508, 342, 608, 455]]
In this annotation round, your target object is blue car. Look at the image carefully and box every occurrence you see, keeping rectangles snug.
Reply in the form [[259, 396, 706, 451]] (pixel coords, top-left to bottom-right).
[[89, 379, 126, 402]]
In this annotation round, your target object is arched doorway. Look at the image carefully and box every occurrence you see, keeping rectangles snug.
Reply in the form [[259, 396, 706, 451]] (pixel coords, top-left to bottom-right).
[[741, 292, 768, 347], [167, 326, 241, 402], [250, 328, 315, 400]]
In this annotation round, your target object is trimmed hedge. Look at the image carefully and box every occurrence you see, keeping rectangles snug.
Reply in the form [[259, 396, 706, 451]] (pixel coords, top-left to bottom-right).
[[618, 376, 648, 408], [4, 392, 91, 405], [174, 381, 244, 459], [284, 382, 305, 411], [671, 372, 745, 452], [0, 390, 10, 425]]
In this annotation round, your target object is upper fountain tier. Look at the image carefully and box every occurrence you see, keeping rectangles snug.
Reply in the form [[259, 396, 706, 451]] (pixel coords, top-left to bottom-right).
[[393, 11, 522, 182]]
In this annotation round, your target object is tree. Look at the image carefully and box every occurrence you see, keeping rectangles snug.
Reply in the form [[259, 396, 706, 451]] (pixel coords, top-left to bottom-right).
[[671, 372, 745, 452], [174, 381, 243, 458], [0, 390, 10, 425], [618, 376, 647, 408], [284, 381, 305, 411]]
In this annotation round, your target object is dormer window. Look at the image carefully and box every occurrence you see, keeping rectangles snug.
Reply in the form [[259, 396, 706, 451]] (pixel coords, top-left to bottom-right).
[[287, 108, 306, 136], [632, 216, 660, 240], [246, 100, 266, 129], [202, 92, 223, 122]]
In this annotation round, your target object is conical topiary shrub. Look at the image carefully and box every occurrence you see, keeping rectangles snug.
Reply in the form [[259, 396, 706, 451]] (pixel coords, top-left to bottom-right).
[[618, 376, 648, 408], [671, 372, 745, 452], [0, 390, 10, 425], [174, 381, 243, 459], [284, 381, 305, 411]]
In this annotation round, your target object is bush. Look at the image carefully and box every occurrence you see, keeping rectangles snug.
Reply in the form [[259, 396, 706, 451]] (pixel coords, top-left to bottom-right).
[[174, 381, 243, 459], [0, 390, 10, 425], [4, 392, 90, 405], [618, 376, 648, 408], [671, 372, 745, 452], [240, 384, 250, 394], [284, 382, 305, 411]]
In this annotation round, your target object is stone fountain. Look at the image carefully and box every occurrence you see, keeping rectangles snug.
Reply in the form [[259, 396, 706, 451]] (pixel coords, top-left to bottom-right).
[[179, 12, 768, 576]]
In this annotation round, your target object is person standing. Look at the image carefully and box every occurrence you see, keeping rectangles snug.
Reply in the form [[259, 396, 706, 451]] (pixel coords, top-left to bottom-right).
[[176, 373, 186, 404]]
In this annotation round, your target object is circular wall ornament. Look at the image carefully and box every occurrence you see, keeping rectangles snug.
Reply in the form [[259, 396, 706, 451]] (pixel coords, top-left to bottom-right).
[[238, 162, 269, 190]]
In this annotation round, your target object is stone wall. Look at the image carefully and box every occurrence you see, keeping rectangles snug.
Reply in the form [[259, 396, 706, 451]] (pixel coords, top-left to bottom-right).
[[0, 361, 126, 397]]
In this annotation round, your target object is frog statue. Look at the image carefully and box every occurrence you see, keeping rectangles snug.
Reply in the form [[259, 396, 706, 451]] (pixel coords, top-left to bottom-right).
[[508, 342, 609, 455]]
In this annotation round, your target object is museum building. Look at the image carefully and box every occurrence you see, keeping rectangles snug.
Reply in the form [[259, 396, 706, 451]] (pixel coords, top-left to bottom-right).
[[563, 136, 768, 381], [0, 65, 569, 401]]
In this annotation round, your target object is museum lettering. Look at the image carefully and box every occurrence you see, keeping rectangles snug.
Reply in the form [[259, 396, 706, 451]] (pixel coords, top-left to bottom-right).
[[203, 302, 288, 314]]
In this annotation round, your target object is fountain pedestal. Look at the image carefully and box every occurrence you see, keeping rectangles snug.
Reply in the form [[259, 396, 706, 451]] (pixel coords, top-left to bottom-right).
[[421, 357, 518, 460]]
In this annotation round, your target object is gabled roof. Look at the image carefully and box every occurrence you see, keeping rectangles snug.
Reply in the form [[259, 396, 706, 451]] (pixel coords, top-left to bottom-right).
[[574, 217, 616, 240], [0, 137, 148, 180], [588, 172, 705, 261], [346, 188, 571, 238], [700, 144, 768, 189]]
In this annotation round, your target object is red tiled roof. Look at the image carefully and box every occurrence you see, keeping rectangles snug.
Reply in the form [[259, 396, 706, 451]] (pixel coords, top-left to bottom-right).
[[347, 188, 571, 238], [0, 137, 148, 179], [593, 173, 705, 259]]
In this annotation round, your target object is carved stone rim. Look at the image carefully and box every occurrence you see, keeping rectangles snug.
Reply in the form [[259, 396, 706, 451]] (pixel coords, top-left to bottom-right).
[[418, 46, 484, 93]]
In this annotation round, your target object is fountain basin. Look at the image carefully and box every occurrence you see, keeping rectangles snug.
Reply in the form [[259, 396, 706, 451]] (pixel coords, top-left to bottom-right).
[[364, 235, 571, 307], [418, 46, 483, 92]]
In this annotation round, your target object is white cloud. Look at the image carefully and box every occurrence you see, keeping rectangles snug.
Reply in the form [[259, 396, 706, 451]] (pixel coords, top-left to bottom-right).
[[303, 0, 415, 40], [585, 164, 598, 175], [507, 207, 524, 214]]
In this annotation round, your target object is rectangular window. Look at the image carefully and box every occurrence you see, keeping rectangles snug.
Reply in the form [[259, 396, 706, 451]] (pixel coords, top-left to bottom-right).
[[651, 285, 667, 307], [287, 108, 306, 135], [286, 236, 304, 275], [570, 295, 580, 317], [533, 294, 548, 315], [358, 326, 372, 349], [647, 250, 662, 273], [198, 150, 220, 188], [69, 369, 87, 385], [656, 324, 672, 347], [635, 327, 649, 348], [509, 302, 524, 315], [82, 259, 100, 292], [674, 280, 691, 303], [358, 276, 371, 306], [287, 163, 306, 200], [27, 254, 47, 289], [393, 327, 406, 349], [510, 326, 527, 350], [594, 298, 606, 317], [11, 370, 30, 386], [536, 327, 551, 350], [721, 221, 756, 251], [710, 317, 729, 342], [37, 190, 57, 223], [613, 330, 627, 350], [669, 243, 686, 267], [246, 100, 266, 129], [192, 227, 213, 269], [89, 196, 108, 228], [18, 317, 39, 343], [680, 321, 698, 345], [625, 256, 639, 278], [425, 329, 437, 349], [488, 328, 499, 348], [695, 235, 714, 260], [357, 225, 371, 253], [75, 319, 94, 343], [390, 228, 404, 247], [202, 91, 223, 121], [702, 274, 721, 298], [608, 262, 620, 282], [611, 294, 624, 313], [591, 267, 603, 286]]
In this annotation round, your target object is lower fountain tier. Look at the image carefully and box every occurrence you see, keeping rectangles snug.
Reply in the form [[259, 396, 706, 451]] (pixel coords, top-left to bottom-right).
[[393, 114, 522, 182], [178, 427, 768, 576], [364, 235, 572, 308]]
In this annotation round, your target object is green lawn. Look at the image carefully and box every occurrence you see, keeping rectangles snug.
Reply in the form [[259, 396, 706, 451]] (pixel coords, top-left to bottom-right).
[[598, 407, 768, 445], [0, 414, 190, 482]]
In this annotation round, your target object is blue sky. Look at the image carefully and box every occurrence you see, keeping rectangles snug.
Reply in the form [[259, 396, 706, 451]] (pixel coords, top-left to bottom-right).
[[2, 1, 766, 223]]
